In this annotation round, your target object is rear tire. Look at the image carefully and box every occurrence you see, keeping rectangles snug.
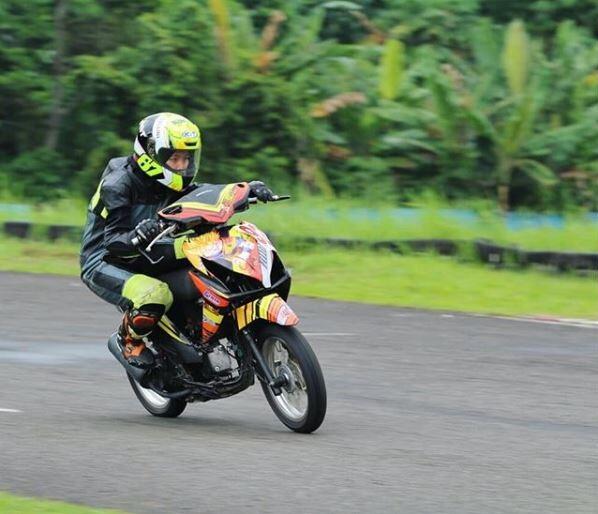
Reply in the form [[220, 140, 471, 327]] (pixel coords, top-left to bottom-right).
[[258, 325, 326, 433], [127, 374, 187, 418]]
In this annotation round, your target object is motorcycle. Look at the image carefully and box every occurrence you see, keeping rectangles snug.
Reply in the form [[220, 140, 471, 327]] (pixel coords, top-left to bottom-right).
[[107, 182, 327, 433]]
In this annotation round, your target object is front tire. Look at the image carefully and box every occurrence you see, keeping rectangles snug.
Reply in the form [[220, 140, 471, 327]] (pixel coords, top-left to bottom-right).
[[258, 325, 327, 433], [127, 374, 187, 418]]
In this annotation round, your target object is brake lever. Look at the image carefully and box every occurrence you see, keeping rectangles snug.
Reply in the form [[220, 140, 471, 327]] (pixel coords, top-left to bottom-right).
[[130, 224, 178, 265], [146, 224, 177, 252]]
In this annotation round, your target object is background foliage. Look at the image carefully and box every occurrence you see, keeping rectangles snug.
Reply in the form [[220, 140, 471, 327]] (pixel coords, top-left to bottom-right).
[[1, 0, 597, 210]]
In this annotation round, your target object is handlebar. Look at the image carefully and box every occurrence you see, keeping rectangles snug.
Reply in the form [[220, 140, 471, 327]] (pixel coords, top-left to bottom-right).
[[132, 193, 290, 256], [248, 194, 291, 204]]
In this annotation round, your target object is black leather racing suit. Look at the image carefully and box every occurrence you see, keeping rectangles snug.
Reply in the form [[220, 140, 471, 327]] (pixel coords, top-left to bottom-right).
[[79, 155, 188, 310]]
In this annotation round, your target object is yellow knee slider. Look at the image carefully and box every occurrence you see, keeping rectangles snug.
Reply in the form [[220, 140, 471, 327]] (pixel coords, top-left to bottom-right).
[[122, 274, 174, 312]]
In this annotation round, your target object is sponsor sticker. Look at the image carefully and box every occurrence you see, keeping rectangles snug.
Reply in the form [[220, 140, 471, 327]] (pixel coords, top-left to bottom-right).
[[202, 288, 227, 307]]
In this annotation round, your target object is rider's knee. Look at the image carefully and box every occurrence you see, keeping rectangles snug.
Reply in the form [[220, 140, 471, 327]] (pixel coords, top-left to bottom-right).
[[122, 274, 174, 313]]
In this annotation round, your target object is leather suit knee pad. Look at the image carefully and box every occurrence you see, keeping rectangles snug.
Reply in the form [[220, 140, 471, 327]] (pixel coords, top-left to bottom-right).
[[122, 275, 174, 312]]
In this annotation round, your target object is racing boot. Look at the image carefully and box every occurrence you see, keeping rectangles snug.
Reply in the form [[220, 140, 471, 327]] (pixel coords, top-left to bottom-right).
[[117, 307, 161, 369]]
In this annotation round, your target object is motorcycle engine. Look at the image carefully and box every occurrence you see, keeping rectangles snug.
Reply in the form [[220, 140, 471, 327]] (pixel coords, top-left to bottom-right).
[[207, 340, 239, 377]]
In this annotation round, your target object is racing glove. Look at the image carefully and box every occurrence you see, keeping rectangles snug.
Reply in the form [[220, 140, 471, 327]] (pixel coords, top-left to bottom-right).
[[132, 218, 162, 247], [248, 180, 275, 203]]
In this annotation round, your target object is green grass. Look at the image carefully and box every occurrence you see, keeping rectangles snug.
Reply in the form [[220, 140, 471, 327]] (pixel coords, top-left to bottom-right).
[[2, 196, 596, 252], [0, 198, 88, 226], [0, 236, 595, 320], [0, 492, 129, 514], [285, 250, 597, 320], [480, 217, 598, 252], [238, 199, 598, 252], [0, 237, 80, 275]]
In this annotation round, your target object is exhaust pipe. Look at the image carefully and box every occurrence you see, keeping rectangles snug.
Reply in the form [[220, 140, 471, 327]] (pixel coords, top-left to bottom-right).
[[107, 333, 149, 384]]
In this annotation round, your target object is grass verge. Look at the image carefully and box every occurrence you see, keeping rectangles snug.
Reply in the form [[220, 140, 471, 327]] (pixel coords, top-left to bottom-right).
[[0, 492, 129, 514], [0, 236, 595, 319], [285, 249, 597, 320], [1, 197, 597, 252]]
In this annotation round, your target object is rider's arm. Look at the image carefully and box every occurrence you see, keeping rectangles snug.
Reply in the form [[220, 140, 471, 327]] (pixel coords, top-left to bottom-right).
[[100, 180, 140, 259], [100, 182, 184, 269]]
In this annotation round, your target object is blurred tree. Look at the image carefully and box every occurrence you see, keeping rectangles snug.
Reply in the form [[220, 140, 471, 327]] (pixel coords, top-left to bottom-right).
[[0, 0, 55, 158], [1, 0, 597, 210], [373, 0, 481, 50], [480, 0, 598, 37]]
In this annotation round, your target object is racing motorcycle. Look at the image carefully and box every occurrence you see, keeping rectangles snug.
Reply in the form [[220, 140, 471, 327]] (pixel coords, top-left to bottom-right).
[[107, 182, 326, 433]]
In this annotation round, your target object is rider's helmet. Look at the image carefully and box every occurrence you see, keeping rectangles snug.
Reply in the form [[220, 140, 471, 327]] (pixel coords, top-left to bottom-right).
[[133, 112, 202, 191]]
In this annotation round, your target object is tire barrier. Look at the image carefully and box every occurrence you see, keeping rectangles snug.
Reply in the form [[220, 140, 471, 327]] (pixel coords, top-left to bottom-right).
[[4, 221, 32, 239], [521, 249, 598, 272], [46, 224, 82, 242], [2, 221, 597, 271], [3, 222, 81, 242]]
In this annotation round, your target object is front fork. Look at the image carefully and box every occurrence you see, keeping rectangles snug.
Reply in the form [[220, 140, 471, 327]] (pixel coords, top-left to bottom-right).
[[239, 328, 287, 396]]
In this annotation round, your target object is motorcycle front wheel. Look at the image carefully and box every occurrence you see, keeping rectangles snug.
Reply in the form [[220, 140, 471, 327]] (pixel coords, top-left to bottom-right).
[[258, 325, 327, 433], [127, 373, 187, 418]]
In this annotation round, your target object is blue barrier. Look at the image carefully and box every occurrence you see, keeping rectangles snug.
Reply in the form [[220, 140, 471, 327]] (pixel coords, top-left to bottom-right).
[[321, 207, 598, 230], [0, 203, 32, 216]]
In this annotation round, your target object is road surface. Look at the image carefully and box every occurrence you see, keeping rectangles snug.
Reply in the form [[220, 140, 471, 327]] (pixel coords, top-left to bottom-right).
[[0, 272, 596, 513]]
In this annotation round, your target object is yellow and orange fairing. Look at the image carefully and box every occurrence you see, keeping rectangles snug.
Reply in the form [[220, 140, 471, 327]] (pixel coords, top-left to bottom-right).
[[235, 293, 299, 330], [187, 269, 229, 307], [201, 303, 224, 342], [182, 222, 275, 286]]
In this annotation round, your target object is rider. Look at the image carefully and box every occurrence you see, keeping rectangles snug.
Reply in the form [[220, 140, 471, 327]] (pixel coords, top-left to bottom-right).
[[80, 112, 274, 368]]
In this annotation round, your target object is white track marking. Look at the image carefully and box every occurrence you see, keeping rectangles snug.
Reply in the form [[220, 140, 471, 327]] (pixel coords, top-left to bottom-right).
[[470, 313, 598, 329], [430, 312, 598, 329], [0, 408, 21, 413]]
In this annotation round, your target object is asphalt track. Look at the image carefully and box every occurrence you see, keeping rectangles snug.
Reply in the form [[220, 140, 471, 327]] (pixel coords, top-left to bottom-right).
[[0, 272, 596, 514]]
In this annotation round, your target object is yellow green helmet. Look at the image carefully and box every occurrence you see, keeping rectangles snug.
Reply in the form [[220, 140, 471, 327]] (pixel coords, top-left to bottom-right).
[[133, 112, 202, 191]]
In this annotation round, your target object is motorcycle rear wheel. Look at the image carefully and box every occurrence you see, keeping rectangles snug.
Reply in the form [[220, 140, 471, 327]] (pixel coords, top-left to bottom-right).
[[127, 374, 187, 418], [259, 325, 326, 433]]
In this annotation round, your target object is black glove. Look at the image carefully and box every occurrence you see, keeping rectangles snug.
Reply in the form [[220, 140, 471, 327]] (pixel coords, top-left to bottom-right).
[[133, 218, 162, 246], [248, 180, 274, 203]]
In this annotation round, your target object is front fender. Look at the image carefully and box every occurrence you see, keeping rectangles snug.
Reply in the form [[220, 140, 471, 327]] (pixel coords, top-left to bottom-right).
[[235, 293, 299, 330]]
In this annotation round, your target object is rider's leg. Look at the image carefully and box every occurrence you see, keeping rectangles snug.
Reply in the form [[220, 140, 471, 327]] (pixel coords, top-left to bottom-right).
[[118, 275, 173, 368], [81, 263, 173, 368]]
